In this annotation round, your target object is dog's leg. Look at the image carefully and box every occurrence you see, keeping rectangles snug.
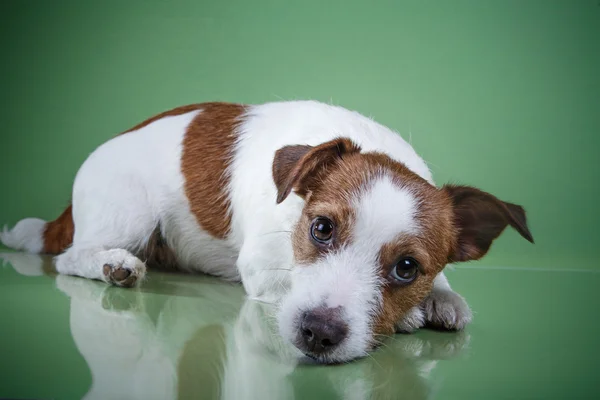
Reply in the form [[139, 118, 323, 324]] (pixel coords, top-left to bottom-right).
[[54, 200, 154, 287], [421, 272, 472, 330], [52, 141, 163, 286], [55, 246, 146, 287], [53, 181, 157, 287], [53, 203, 154, 288], [236, 237, 293, 303], [395, 305, 426, 333], [396, 272, 472, 332]]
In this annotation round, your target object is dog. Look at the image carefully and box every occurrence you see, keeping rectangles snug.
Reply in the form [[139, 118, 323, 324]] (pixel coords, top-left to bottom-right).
[[0, 100, 533, 364]]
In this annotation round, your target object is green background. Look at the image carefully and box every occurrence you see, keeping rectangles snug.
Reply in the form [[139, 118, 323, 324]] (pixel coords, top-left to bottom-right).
[[0, 2, 599, 399], [1, 0, 598, 271]]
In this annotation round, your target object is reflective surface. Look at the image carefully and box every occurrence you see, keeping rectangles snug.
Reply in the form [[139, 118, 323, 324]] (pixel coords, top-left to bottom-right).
[[0, 251, 598, 400]]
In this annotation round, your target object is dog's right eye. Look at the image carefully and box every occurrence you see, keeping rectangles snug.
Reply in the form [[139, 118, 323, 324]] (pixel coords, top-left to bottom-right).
[[310, 217, 334, 244]]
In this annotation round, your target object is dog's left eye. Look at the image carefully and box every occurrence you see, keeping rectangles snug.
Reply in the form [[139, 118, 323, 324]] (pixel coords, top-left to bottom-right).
[[310, 217, 334, 244], [390, 257, 419, 283]]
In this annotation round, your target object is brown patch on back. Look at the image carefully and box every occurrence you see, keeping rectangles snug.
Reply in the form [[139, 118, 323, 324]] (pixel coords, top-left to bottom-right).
[[120, 104, 207, 135], [181, 102, 245, 239], [43, 205, 75, 254]]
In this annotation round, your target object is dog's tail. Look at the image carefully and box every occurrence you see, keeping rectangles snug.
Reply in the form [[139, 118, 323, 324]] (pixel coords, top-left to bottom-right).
[[1, 205, 74, 255]]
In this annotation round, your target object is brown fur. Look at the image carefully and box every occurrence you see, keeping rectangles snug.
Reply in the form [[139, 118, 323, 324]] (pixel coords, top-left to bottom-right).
[[273, 137, 361, 204], [120, 104, 207, 135], [43, 205, 75, 254], [277, 138, 364, 263], [443, 184, 534, 262], [365, 154, 457, 334], [140, 226, 178, 270], [181, 102, 245, 239]]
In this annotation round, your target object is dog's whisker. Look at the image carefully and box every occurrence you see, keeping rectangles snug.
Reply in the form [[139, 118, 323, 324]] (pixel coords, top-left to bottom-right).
[[372, 338, 394, 352], [373, 333, 394, 340], [364, 351, 384, 371]]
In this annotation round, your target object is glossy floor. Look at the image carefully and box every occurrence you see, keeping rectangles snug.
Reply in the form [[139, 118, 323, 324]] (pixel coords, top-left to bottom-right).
[[0, 251, 597, 400]]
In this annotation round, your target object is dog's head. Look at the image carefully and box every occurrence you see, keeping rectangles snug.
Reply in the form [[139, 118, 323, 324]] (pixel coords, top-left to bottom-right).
[[272, 137, 533, 364]]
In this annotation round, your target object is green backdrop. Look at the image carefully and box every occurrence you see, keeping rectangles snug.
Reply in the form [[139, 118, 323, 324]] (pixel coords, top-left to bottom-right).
[[1, 0, 598, 270]]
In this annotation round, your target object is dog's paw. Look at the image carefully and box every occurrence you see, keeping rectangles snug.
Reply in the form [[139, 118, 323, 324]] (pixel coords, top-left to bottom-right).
[[395, 305, 426, 333], [423, 289, 472, 330], [101, 249, 146, 288]]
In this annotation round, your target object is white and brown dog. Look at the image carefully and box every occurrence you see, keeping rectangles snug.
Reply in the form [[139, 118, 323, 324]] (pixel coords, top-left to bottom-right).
[[1, 100, 533, 364]]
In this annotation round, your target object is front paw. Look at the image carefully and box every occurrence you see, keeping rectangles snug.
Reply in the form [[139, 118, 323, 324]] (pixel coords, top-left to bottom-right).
[[395, 306, 426, 333], [423, 289, 472, 331]]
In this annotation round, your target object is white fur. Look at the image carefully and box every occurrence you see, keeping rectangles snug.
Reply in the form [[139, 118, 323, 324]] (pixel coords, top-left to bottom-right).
[[2, 100, 464, 362], [353, 174, 420, 240], [0, 218, 45, 253]]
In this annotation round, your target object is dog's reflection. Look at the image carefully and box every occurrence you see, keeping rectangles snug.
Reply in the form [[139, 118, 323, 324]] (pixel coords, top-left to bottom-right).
[[2, 252, 470, 400]]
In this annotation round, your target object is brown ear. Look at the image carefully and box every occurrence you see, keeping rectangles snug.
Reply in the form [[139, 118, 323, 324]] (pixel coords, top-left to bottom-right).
[[444, 185, 534, 262], [272, 137, 361, 204]]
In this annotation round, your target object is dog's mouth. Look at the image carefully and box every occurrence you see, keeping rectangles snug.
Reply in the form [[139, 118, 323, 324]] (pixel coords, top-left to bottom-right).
[[300, 350, 368, 366], [301, 352, 344, 365], [292, 338, 344, 365], [303, 353, 322, 363], [295, 338, 364, 365]]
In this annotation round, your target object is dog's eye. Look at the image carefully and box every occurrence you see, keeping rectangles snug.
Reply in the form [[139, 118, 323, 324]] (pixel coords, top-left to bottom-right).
[[310, 217, 334, 244], [390, 257, 419, 283]]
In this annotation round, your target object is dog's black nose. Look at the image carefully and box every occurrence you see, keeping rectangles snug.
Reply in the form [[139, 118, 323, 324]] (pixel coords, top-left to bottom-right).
[[300, 307, 348, 354]]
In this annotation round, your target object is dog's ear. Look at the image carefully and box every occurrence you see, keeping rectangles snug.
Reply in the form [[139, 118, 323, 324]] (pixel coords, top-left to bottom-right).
[[443, 185, 534, 262], [272, 137, 361, 204]]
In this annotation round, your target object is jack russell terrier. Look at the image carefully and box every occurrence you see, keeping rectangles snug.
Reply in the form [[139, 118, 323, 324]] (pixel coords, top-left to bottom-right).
[[0, 100, 533, 364]]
